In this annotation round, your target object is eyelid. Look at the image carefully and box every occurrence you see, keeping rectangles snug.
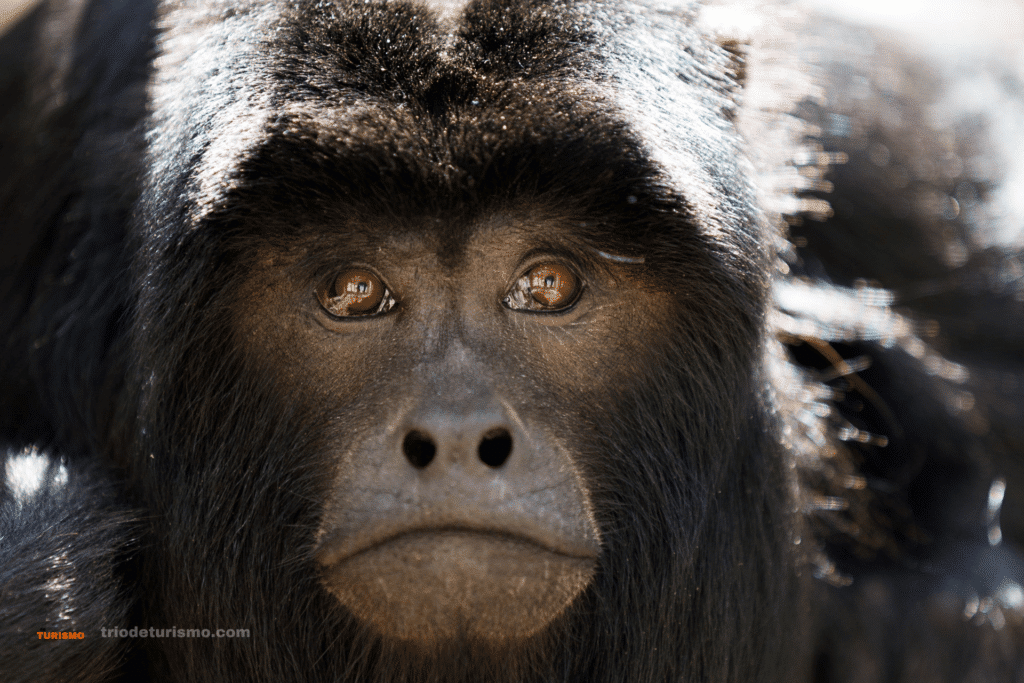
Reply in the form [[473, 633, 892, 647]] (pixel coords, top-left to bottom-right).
[[513, 246, 586, 273]]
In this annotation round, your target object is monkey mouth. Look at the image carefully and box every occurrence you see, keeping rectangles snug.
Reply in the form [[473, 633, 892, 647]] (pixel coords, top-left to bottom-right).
[[317, 523, 599, 642], [316, 519, 600, 567]]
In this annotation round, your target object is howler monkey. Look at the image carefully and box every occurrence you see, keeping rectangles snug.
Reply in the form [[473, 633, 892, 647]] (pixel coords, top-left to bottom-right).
[[1, 1, 1022, 682]]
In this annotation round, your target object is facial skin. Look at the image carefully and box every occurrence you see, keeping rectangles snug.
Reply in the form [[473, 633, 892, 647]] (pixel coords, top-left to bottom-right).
[[232, 209, 675, 642]]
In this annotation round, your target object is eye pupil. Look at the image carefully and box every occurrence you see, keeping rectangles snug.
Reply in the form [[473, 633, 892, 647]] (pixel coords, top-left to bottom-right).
[[544, 275, 555, 287]]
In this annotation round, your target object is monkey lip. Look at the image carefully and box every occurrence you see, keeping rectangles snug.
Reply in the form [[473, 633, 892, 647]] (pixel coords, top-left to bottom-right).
[[316, 519, 600, 567], [318, 526, 599, 642]]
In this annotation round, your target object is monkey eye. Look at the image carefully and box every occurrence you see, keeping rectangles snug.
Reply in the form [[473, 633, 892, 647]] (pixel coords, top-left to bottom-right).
[[503, 263, 582, 312], [316, 269, 396, 318]]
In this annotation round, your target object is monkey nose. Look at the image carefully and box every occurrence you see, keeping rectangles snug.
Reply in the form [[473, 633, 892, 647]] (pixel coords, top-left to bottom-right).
[[401, 422, 515, 470]]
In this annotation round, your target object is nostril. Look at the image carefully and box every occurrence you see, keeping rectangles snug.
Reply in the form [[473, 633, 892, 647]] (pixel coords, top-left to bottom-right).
[[403, 430, 436, 468], [478, 428, 513, 468]]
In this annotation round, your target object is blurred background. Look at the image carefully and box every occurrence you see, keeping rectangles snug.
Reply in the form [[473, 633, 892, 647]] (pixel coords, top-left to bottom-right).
[[802, 0, 1022, 47]]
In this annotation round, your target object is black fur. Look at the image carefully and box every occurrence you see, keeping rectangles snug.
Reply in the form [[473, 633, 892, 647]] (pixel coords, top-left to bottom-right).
[[0, 449, 135, 683], [1, 1, 1021, 681]]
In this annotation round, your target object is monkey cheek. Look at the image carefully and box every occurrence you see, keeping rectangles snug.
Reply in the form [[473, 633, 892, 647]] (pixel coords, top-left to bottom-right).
[[320, 531, 597, 643]]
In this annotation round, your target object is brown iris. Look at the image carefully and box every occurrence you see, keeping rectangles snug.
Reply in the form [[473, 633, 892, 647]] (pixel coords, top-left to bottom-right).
[[528, 264, 578, 308]]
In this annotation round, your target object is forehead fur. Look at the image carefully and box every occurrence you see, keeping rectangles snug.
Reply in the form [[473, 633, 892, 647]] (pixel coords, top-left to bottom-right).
[[142, 0, 760, 277]]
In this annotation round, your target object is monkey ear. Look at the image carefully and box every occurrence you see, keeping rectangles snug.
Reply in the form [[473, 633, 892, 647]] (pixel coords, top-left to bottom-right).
[[698, 1, 834, 225], [718, 38, 748, 91], [696, 0, 759, 93], [696, 1, 815, 105]]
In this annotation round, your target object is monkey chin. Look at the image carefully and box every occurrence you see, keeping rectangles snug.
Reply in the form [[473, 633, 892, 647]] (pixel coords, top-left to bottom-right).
[[320, 530, 597, 643]]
